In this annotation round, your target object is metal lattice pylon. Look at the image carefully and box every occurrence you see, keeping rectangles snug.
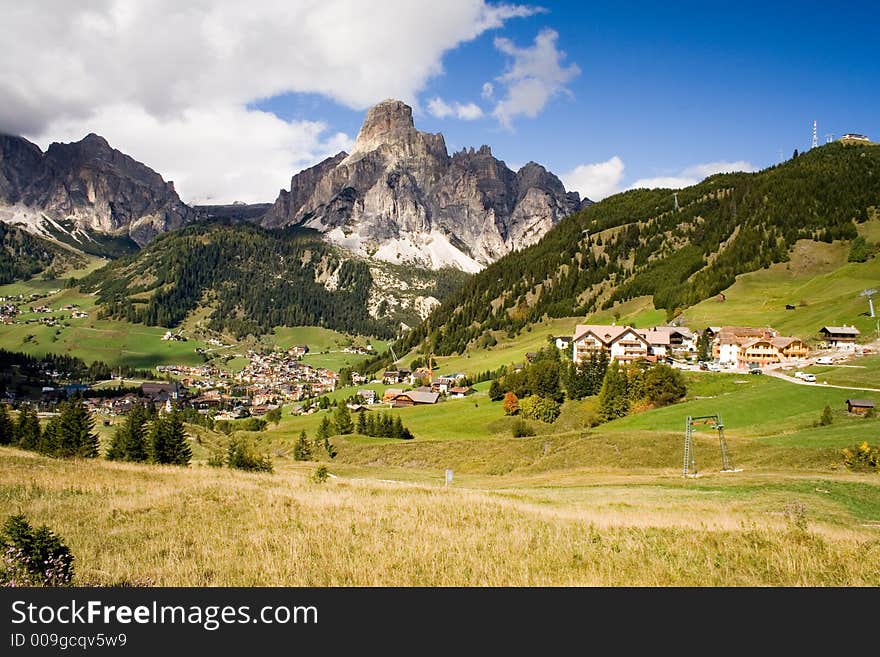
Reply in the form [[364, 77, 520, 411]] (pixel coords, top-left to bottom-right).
[[683, 414, 736, 476]]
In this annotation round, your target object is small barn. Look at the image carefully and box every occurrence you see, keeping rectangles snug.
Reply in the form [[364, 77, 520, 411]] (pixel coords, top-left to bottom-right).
[[845, 399, 875, 415]]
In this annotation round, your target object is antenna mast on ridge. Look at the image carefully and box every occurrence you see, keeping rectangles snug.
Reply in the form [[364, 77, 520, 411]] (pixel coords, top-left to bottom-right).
[[812, 120, 818, 149]]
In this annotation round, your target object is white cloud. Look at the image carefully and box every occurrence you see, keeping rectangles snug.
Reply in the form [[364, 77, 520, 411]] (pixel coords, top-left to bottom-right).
[[491, 28, 580, 128], [0, 1, 539, 202], [38, 104, 352, 204], [427, 97, 484, 121], [630, 161, 755, 191], [681, 160, 755, 178], [481, 82, 495, 99], [563, 158, 755, 201], [628, 176, 699, 191], [561, 157, 625, 201]]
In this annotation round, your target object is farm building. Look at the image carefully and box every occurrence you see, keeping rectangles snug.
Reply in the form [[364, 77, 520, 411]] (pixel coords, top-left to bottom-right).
[[845, 399, 875, 415], [819, 326, 860, 350], [390, 391, 440, 407]]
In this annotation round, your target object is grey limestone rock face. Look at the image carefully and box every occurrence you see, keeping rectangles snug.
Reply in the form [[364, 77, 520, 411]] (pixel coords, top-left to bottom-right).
[[0, 132, 197, 246], [261, 99, 584, 271]]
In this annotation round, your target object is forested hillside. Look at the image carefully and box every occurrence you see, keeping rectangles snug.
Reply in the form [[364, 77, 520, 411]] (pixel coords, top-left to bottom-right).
[[0, 221, 84, 283], [399, 142, 880, 356], [77, 220, 464, 340]]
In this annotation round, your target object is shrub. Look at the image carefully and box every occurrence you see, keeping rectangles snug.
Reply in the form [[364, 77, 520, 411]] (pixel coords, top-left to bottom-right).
[[0, 514, 74, 587], [312, 465, 329, 483], [842, 442, 880, 472], [502, 391, 519, 416], [519, 395, 561, 423], [226, 438, 273, 472], [511, 419, 536, 438], [817, 404, 833, 427]]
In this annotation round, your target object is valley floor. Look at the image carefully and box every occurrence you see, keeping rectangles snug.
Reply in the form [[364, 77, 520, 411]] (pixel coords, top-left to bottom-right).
[[3, 369, 879, 586]]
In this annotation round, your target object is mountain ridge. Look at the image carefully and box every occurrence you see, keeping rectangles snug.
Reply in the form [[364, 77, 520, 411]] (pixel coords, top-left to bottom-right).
[[256, 99, 588, 272], [0, 132, 198, 249]]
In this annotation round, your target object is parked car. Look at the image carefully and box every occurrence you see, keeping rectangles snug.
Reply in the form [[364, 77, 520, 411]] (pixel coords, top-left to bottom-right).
[[794, 371, 806, 379], [749, 368, 763, 375], [802, 373, 816, 382], [815, 356, 834, 365], [698, 362, 709, 371]]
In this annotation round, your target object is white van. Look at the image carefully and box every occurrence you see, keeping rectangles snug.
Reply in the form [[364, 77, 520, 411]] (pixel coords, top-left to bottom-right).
[[815, 356, 834, 365]]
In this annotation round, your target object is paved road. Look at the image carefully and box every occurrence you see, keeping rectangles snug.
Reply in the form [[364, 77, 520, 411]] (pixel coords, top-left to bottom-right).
[[764, 368, 880, 393]]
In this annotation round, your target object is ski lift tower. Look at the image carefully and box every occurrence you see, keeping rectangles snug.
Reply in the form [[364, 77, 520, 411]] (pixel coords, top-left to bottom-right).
[[683, 414, 738, 477], [861, 288, 877, 319]]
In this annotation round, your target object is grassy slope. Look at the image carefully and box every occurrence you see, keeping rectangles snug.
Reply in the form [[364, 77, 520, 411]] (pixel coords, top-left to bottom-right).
[[678, 236, 880, 340], [2, 447, 878, 586]]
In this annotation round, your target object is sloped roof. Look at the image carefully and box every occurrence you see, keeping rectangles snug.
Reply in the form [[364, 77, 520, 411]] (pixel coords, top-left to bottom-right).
[[573, 324, 630, 344], [846, 399, 875, 407], [821, 326, 861, 335], [394, 390, 440, 404], [638, 330, 671, 346], [770, 336, 804, 348]]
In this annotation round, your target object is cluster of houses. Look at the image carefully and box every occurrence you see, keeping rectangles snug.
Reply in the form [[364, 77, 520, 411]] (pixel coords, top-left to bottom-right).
[[0, 298, 89, 326], [234, 349, 337, 399], [566, 322, 864, 369], [161, 330, 188, 341]]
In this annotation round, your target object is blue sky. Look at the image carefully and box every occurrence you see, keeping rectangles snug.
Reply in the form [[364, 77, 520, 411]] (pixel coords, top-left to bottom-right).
[[4, 1, 878, 203]]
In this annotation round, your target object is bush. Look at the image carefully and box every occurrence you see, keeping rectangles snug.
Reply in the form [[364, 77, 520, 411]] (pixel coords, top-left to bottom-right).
[[817, 404, 833, 427], [312, 465, 329, 483], [0, 514, 74, 586], [502, 391, 519, 416], [226, 438, 273, 472], [842, 442, 880, 472], [519, 395, 561, 423], [511, 419, 536, 437]]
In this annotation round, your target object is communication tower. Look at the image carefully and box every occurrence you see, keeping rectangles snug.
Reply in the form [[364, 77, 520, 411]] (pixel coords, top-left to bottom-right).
[[812, 120, 818, 149]]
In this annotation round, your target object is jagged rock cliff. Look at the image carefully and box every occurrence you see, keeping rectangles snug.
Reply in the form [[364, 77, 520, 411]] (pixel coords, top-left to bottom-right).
[[262, 99, 587, 272], [0, 133, 197, 247]]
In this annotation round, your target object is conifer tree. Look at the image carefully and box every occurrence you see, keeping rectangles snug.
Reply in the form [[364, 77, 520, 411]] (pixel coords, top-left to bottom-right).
[[597, 362, 630, 422], [293, 430, 312, 461], [15, 405, 41, 451], [56, 396, 99, 458], [150, 410, 191, 466], [0, 404, 14, 446], [107, 404, 149, 462], [334, 404, 353, 435], [356, 409, 367, 435]]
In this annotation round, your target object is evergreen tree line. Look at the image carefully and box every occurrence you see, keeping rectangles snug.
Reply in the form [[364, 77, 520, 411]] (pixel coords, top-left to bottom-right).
[[79, 220, 398, 339], [0, 399, 193, 466], [0, 221, 83, 284], [0, 348, 154, 383], [105, 404, 192, 466], [396, 142, 880, 356], [596, 362, 687, 423], [0, 397, 97, 458]]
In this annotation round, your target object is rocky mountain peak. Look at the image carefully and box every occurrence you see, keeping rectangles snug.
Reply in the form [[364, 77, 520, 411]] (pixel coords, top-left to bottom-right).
[[259, 100, 584, 272], [346, 99, 446, 165], [0, 133, 197, 247]]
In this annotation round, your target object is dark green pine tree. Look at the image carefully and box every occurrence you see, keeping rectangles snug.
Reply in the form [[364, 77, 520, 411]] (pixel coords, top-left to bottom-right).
[[488, 379, 504, 401], [107, 404, 149, 462], [150, 410, 191, 466], [356, 409, 367, 435], [316, 415, 332, 442], [36, 416, 60, 455], [56, 396, 99, 458], [15, 405, 42, 451], [597, 362, 630, 422], [293, 430, 312, 461], [334, 404, 353, 435], [0, 404, 14, 445]]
